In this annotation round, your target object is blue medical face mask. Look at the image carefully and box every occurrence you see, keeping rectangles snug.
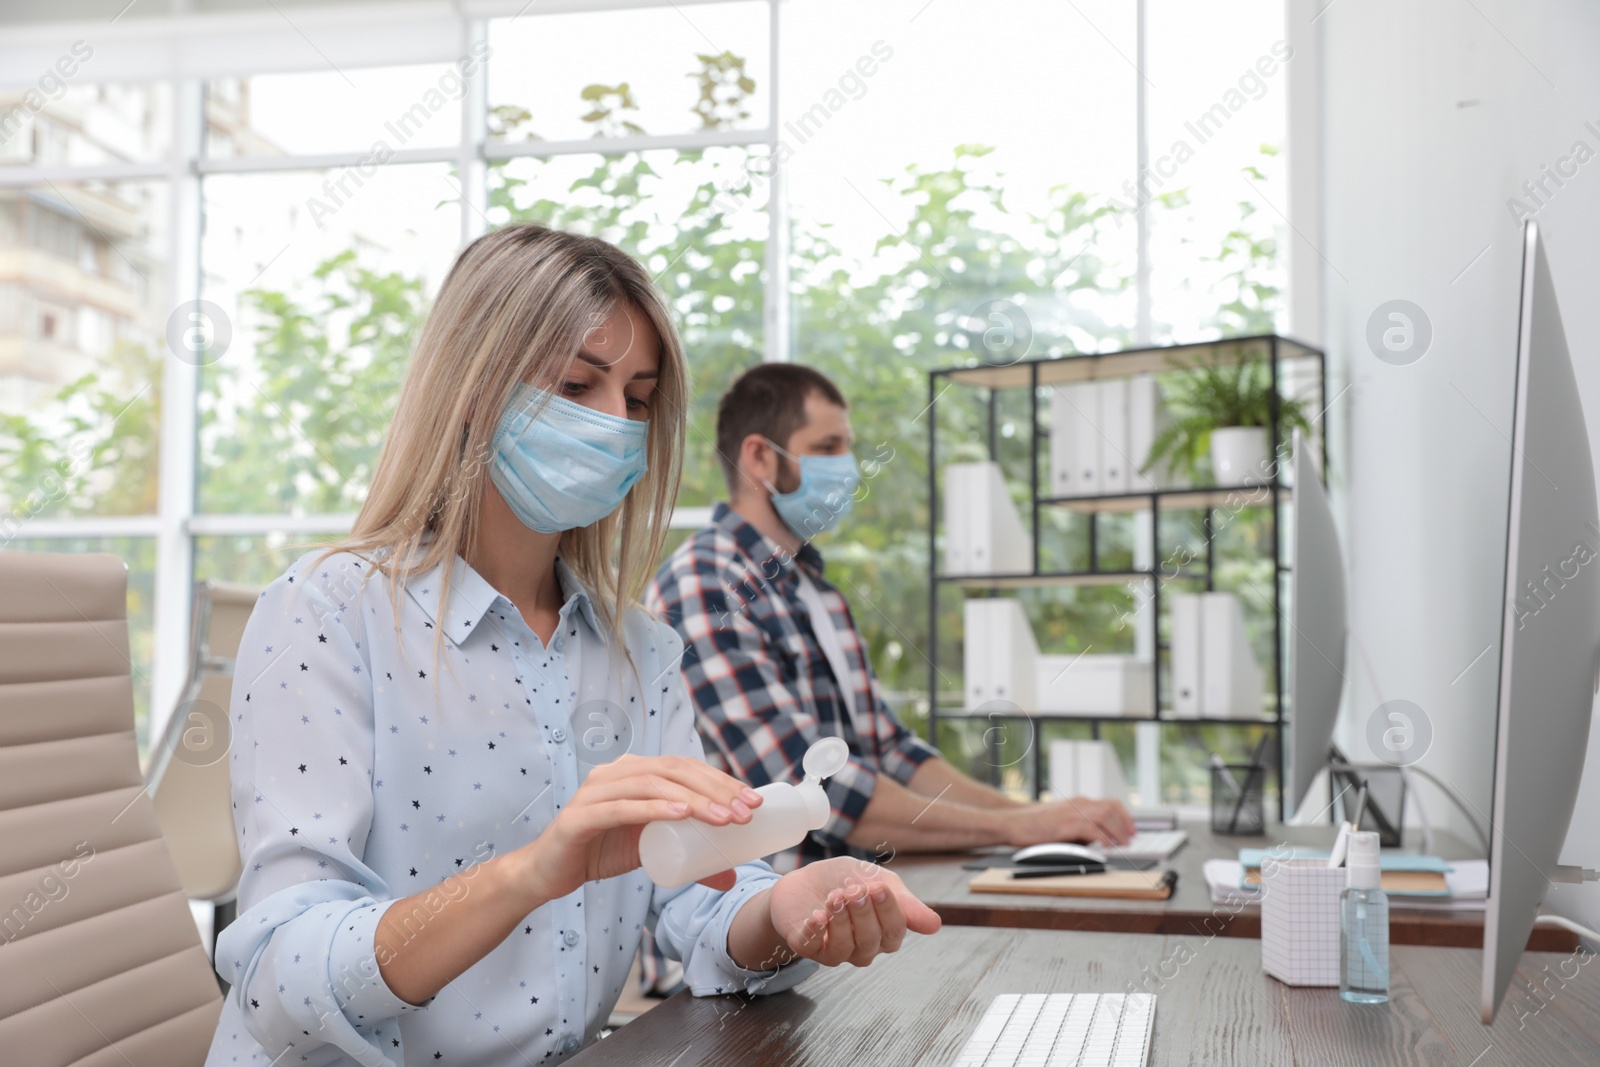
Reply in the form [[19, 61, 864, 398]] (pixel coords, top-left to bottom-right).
[[489, 383, 649, 533], [762, 437, 862, 540]]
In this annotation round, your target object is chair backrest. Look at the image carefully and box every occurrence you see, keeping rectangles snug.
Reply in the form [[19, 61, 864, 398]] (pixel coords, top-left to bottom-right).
[[0, 552, 222, 1067], [148, 581, 258, 902]]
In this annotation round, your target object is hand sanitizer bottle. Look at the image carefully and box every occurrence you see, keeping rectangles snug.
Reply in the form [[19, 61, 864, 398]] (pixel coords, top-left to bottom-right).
[[1340, 830, 1390, 1003], [639, 737, 850, 888]]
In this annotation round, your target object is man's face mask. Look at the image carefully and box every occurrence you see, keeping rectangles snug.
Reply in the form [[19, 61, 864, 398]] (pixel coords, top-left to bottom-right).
[[761, 436, 861, 540]]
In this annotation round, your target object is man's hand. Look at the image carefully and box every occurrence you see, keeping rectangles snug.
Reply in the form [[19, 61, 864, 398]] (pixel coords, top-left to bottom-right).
[[1004, 796, 1135, 848], [764, 858, 941, 968]]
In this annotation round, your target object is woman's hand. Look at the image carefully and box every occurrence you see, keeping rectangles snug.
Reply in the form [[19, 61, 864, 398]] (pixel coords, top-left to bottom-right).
[[756, 858, 941, 969], [516, 754, 763, 902]]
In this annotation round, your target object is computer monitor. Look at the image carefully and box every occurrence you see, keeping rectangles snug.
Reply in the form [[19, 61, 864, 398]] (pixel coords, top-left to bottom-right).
[[1285, 428, 1348, 818], [1481, 220, 1600, 1023]]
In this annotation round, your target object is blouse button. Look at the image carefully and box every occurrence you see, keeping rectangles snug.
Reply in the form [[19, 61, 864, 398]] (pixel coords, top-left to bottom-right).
[[563, 929, 580, 946], [552, 728, 567, 743]]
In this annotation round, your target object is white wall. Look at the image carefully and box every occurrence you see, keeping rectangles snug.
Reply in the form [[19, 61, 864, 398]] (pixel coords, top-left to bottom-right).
[[1316, 0, 1600, 930]]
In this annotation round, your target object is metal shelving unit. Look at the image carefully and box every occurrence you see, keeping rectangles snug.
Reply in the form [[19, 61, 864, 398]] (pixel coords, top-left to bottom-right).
[[925, 333, 1328, 818]]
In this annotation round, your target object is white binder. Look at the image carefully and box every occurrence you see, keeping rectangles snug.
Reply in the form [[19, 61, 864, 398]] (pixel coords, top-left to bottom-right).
[[1047, 739, 1131, 802], [944, 461, 1031, 575], [943, 463, 975, 574], [1099, 378, 1129, 494], [1128, 373, 1167, 491], [1171, 593, 1203, 717], [1072, 382, 1102, 496], [1048, 385, 1078, 496], [1169, 591, 1265, 718], [1201, 592, 1265, 718], [964, 598, 1039, 711]]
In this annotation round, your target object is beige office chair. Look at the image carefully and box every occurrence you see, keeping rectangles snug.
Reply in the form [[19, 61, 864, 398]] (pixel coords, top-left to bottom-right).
[[146, 580, 257, 949], [0, 552, 221, 1066]]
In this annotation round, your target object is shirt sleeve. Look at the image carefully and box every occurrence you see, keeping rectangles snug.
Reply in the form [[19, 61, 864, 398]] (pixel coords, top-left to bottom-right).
[[213, 557, 424, 1067], [642, 620, 819, 997], [653, 560, 883, 853], [870, 674, 941, 784]]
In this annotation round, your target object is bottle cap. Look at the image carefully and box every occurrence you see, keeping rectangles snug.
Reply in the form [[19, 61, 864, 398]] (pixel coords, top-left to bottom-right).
[[1347, 830, 1382, 890], [801, 736, 851, 783]]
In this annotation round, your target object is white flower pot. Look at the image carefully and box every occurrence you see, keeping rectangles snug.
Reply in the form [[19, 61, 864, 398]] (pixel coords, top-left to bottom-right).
[[1210, 426, 1270, 486]]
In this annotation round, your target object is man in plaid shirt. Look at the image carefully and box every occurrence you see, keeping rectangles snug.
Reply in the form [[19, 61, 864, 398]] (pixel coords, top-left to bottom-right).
[[633, 364, 1132, 994], [648, 365, 1133, 875]]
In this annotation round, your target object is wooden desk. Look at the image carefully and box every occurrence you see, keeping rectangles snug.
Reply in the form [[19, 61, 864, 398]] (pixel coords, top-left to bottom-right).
[[892, 822, 1577, 952], [572, 927, 1600, 1066]]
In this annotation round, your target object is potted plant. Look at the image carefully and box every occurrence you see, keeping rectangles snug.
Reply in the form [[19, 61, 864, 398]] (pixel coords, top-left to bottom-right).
[[1142, 355, 1312, 486]]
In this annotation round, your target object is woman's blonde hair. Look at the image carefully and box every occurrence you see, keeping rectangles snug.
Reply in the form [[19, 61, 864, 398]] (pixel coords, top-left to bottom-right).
[[337, 223, 686, 644]]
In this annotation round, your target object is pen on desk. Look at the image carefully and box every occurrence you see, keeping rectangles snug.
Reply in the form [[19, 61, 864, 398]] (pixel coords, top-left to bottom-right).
[[1210, 753, 1240, 792], [1328, 778, 1369, 868], [1009, 864, 1105, 879], [1226, 733, 1272, 834]]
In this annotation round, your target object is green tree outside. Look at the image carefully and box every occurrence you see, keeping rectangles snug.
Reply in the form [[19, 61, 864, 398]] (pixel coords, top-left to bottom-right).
[[2, 55, 1289, 803]]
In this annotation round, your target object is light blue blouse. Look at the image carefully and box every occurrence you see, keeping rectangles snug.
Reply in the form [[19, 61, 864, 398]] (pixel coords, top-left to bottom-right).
[[205, 549, 815, 1067]]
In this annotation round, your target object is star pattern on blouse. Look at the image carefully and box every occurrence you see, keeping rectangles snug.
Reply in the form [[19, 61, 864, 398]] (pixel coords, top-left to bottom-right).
[[214, 551, 797, 1067]]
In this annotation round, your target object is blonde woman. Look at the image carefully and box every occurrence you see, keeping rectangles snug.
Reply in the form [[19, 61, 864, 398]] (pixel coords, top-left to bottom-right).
[[204, 224, 940, 1067]]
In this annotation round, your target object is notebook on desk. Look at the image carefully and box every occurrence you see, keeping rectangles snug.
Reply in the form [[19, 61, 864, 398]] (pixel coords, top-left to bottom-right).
[[969, 867, 1178, 901], [1237, 849, 1454, 896]]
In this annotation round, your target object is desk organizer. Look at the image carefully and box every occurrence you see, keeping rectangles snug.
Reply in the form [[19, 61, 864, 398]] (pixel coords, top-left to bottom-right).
[[1210, 763, 1266, 835], [1260, 858, 1346, 986]]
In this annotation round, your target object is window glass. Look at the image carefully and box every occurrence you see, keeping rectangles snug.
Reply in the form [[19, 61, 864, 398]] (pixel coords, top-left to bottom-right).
[[1146, 0, 1288, 341], [488, 3, 770, 143], [0, 180, 166, 521], [207, 64, 468, 159], [1, 78, 171, 167], [196, 164, 460, 515]]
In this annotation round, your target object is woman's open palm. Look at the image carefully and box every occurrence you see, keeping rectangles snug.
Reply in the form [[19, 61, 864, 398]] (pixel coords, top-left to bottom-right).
[[767, 858, 942, 968]]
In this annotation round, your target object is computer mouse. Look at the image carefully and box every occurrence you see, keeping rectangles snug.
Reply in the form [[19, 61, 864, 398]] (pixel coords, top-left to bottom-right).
[[1012, 842, 1106, 866]]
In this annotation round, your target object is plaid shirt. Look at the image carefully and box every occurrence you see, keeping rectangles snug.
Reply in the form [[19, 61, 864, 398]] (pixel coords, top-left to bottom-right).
[[646, 502, 939, 873]]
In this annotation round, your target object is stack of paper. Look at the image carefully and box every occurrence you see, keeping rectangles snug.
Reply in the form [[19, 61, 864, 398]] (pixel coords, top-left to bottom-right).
[[1204, 859, 1261, 907], [944, 461, 1032, 575], [1170, 592, 1265, 719], [1049, 374, 1185, 497], [1034, 654, 1154, 716]]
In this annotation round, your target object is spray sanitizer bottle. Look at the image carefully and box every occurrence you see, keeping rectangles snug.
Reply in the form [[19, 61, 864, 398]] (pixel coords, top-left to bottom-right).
[[639, 737, 850, 888], [1340, 830, 1390, 1003]]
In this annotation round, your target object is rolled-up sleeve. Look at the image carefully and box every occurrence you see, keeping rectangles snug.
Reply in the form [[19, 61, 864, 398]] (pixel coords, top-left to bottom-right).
[[643, 622, 819, 997], [650, 862, 817, 996], [873, 679, 941, 785], [214, 560, 421, 1066]]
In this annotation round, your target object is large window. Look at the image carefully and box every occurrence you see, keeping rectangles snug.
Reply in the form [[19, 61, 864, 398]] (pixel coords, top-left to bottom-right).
[[0, 1, 1288, 805]]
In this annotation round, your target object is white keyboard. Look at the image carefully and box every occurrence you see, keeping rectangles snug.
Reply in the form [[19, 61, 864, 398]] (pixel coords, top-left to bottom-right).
[[954, 993, 1155, 1067], [1106, 829, 1188, 862]]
